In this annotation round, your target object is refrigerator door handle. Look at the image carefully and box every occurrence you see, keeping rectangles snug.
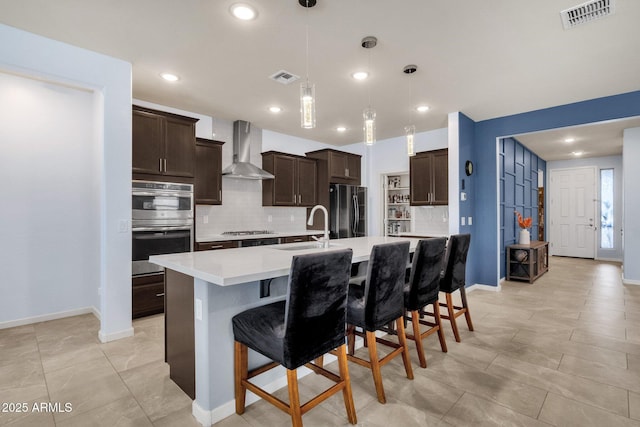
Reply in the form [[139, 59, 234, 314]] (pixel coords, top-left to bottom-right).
[[352, 193, 358, 235]]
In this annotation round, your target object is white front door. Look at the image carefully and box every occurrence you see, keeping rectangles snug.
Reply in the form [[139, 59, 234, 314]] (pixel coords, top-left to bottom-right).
[[549, 167, 597, 258]]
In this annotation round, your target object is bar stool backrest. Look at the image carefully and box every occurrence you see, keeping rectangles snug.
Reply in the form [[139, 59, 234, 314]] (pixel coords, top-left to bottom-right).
[[440, 234, 471, 294], [363, 241, 410, 331], [283, 249, 353, 369], [406, 238, 447, 311]]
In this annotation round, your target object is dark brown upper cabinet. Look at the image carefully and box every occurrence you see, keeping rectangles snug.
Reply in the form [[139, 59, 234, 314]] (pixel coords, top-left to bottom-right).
[[305, 149, 361, 185], [410, 149, 448, 206], [262, 151, 317, 207], [132, 105, 198, 181], [195, 138, 225, 205]]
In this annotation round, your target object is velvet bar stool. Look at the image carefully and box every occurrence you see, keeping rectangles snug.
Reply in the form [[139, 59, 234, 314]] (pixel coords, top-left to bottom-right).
[[403, 238, 448, 368], [345, 241, 414, 404], [232, 249, 356, 427], [438, 233, 473, 342]]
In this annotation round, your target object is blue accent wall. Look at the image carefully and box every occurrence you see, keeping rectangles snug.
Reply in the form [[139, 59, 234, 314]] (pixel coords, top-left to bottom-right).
[[499, 137, 545, 278], [470, 90, 640, 287], [458, 113, 477, 283]]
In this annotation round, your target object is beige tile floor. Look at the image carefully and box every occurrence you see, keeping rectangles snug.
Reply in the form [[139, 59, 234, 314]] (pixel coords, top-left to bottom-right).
[[1, 256, 640, 426]]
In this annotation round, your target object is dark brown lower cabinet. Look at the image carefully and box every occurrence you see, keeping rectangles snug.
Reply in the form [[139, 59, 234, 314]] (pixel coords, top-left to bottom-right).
[[165, 269, 195, 399], [132, 274, 165, 318]]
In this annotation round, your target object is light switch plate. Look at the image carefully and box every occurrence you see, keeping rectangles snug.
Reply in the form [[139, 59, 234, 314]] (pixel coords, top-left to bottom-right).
[[195, 299, 203, 321], [203, 215, 209, 224], [461, 217, 466, 226], [468, 216, 473, 225]]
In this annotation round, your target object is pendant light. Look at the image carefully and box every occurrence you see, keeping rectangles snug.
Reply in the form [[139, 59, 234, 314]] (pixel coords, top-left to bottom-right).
[[361, 36, 377, 145], [403, 64, 417, 156], [299, 0, 316, 129]]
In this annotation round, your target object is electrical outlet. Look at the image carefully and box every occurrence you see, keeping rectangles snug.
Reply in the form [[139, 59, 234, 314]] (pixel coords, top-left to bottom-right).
[[203, 215, 209, 224], [267, 215, 273, 223], [290, 214, 295, 222], [461, 217, 466, 226], [468, 216, 473, 225]]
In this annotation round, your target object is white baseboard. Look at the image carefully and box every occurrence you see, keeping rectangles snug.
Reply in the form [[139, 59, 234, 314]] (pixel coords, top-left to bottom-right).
[[0, 307, 97, 330], [98, 327, 134, 343], [192, 352, 345, 426], [466, 283, 501, 293], [622, 276, 640, 286]]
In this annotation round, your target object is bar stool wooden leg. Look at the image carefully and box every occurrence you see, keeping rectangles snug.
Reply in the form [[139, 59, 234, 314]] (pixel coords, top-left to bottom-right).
[[336, 345, 357, 424], [445, 293, 461, 342], [434, 301, 448, 353], [459, 286, 474, 331], [366, 331, 386, 403], [286, 369, 303, 427], [234, 341, 248, 414], [347, 324, 356, 355], [395, 317, 414, 380], [410, 310, 427, 368]]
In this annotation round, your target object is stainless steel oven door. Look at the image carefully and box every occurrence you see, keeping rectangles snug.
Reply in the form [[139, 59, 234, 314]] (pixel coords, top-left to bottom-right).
[[132, 181, 193, 227], [132, 226, 192, 276]]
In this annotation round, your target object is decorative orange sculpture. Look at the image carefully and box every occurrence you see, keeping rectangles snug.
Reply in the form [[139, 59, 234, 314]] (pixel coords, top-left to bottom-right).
[[514, 211, 532, 229]]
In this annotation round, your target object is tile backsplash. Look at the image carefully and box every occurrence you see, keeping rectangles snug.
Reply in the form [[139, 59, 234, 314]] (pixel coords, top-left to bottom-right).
[[195, 178, 308, 236], [412, 205, 449, 235]]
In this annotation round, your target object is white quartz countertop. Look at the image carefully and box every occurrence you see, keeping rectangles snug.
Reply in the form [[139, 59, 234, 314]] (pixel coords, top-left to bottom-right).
[[195, 230, 323, 243], [391, 232, 449, 238], [150, 236, 421, 286]]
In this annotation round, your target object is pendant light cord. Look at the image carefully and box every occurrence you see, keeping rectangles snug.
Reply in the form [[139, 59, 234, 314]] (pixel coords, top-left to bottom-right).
[[305, 0, 310, 84]]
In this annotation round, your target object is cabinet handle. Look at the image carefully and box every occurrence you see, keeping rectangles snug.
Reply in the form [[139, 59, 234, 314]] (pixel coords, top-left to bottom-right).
[[298, 194, 301, 204], [208, 245, 224, 249], [345, 168, 349, 177], [156, 293, 165, 297], [159, 158, 163, 172], [293, 194, 296, 203], [293, 238, 303, 242], [219, 190, 222, 200], [163, 158, 167, 172]]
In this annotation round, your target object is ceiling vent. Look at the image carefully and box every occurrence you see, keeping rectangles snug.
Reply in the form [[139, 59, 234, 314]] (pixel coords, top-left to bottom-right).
[[269, 70, 300, 85], [560, 0, 615, 30]]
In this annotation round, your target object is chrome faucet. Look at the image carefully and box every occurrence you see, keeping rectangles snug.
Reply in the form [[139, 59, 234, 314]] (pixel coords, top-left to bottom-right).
[[307, 205, 330, 248]]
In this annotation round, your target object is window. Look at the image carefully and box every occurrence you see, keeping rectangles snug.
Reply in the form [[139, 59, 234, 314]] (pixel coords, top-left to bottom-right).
[[600, 169, 614, 249]]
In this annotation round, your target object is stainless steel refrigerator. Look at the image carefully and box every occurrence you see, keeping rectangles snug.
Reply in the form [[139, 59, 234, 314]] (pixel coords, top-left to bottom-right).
[[329, 184, 367, 239]]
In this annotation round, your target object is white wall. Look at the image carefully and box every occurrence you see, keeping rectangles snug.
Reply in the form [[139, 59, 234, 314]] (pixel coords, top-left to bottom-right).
[[0, 72, 100, 323], [623, 128, 640, 284], [0, 24, 132, 340], [547, 155, 623, 261], [367, 128, 448, 236]]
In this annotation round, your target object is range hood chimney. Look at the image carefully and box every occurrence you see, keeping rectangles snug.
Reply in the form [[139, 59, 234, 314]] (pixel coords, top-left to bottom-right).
[[222, 120, 274, 180]]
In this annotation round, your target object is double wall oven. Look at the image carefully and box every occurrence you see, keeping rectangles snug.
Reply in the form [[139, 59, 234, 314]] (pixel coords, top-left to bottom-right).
[[132, 180, 193, 277]]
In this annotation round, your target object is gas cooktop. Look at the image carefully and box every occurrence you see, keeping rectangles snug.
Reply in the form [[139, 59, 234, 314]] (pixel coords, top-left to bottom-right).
[[221, 230, 275, 236]]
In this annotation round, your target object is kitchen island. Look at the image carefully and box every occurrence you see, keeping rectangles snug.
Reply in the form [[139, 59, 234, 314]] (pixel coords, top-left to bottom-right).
[[150, 236, 421, 426]]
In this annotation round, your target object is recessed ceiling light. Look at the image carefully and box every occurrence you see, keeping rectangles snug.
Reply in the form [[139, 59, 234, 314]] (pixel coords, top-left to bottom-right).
[[352, 71, 368, 80], [572, 151, 584, 156], [160, 73, 179, 82], [230, 3, 257, 20], [336, 126, 347, 132], [269, 106, 282, 113], [564, 137, 575, 143], [416, 105, 430, 112]]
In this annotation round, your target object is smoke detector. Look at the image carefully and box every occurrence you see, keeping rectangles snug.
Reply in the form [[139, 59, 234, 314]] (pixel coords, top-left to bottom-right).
[[560, 0, 615, 30], [269, 70, 300, 85]]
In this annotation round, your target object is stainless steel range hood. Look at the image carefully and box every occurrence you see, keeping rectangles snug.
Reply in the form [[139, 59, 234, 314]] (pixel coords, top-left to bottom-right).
[[222, 120, 274, 180]]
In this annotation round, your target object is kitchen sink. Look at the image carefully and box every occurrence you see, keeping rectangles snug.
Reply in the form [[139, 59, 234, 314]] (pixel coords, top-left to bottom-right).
[[273, 243, 342, 251]]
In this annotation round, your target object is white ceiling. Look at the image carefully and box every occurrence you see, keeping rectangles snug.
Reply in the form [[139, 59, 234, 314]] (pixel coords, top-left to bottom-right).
[[514, 116, 640, 161], [1, 0, 639, 150]]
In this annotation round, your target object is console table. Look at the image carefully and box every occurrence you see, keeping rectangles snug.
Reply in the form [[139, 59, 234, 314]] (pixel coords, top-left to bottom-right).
[[506, 240, 549, 283]]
